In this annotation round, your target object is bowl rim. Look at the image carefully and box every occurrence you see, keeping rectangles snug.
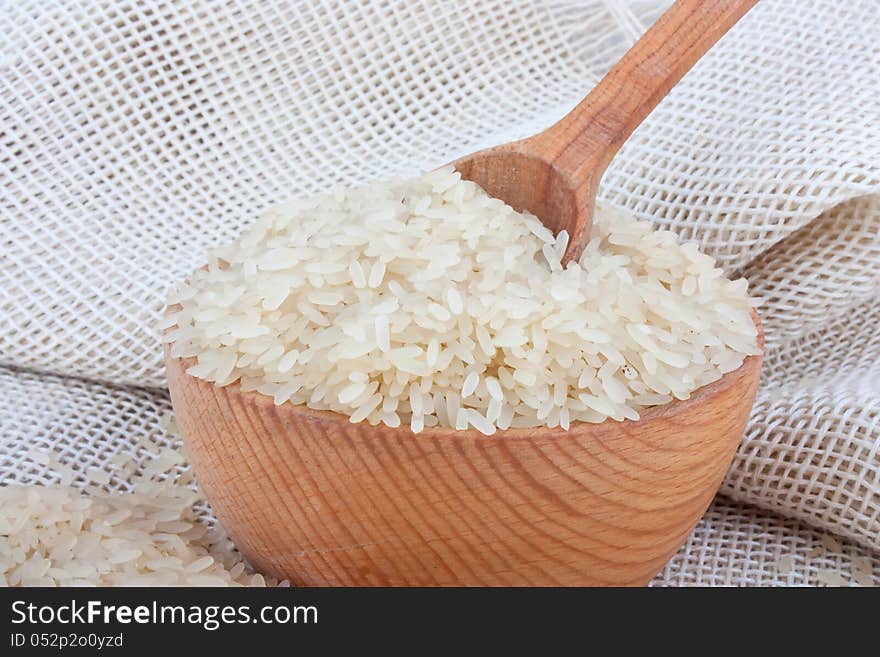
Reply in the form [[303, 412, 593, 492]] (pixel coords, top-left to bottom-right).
[[166, 311, 762, 444]]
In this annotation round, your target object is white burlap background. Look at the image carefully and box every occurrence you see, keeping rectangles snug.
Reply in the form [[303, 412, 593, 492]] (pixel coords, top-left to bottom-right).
[[1, 0, 878, 585]]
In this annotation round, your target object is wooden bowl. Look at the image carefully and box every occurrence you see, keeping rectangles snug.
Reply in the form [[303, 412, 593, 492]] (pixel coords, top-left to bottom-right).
[[166, 314, 762, 586]]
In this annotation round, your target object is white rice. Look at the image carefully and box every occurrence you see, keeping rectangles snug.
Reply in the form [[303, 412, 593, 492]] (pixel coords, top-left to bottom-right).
[[165, 167, 760, 435], [0, 432, 282, 587]]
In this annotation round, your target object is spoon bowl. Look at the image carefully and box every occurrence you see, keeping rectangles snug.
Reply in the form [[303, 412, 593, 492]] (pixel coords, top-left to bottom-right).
[[167, 315, 761, 586], [455, 147, 581, 242]]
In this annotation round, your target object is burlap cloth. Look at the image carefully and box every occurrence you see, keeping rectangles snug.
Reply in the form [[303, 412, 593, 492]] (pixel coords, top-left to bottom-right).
[[2, 0, 878, 585]]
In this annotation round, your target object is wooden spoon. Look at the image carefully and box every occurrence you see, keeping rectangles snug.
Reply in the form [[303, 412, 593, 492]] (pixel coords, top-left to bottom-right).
[[455, 0, 758, 264]]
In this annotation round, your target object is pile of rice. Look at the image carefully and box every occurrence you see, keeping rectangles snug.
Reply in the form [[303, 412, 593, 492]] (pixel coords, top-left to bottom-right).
[[165, 167, 760, 434], [0, 430, 280, 587]]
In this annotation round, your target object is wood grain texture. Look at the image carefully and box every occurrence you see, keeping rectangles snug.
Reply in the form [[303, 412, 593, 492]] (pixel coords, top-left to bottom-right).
[[166, 315, 763, 587], [455, 0, 758, 263]]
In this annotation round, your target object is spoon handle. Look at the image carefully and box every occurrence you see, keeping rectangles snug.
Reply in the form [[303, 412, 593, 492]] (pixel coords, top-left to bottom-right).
[[533, 0, 757, 206]]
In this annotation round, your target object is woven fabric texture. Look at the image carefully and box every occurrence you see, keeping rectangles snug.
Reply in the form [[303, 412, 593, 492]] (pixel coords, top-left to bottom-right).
[[2, 0, 879, 584]]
